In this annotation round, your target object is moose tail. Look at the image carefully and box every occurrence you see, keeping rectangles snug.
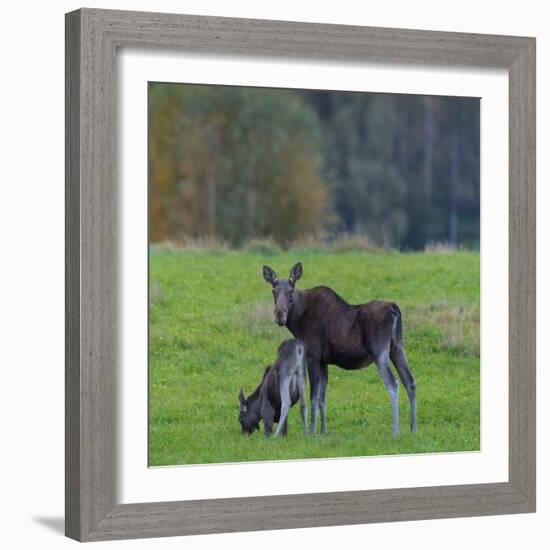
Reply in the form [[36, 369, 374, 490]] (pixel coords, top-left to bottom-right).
[[390, 304, 404, 346]]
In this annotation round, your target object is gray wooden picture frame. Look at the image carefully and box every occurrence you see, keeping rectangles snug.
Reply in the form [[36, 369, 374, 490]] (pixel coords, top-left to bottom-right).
[[65, 8, 536, 542]]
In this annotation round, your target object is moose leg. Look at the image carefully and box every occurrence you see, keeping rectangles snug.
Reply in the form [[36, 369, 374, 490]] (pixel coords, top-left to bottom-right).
[[298, 370, 308, 435], [280, 417, 289, 436], [261, 397, 275, 438], [274, 377, 291, 437], [391, 344, 417, 432], [376, 352, 400, 434], [308, 359, 321, 434], [319, 364, 329, 434]]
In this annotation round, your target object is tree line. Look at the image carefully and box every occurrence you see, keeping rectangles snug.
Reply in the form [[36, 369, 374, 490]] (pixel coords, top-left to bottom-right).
[[149, 83, 479, 250]]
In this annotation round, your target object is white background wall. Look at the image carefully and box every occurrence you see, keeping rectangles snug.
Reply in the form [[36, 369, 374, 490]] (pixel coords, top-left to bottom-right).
[[0, 1, 546, 548]]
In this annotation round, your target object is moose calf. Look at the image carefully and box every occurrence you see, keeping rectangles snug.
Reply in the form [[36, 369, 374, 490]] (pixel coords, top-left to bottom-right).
[[238, 339, 308, 437]]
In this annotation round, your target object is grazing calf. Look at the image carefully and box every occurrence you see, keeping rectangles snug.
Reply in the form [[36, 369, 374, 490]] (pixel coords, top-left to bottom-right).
[[262, 262, 417, 435], [238, 339, 308, 437]]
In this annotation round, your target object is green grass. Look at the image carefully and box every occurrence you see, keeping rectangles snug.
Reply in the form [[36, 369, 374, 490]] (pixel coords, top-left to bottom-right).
[[149, 247, 480, 466]]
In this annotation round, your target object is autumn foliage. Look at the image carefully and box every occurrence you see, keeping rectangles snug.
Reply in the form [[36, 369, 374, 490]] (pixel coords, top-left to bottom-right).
[[149, 84, 328, 246], [149, 84, 480, 249]]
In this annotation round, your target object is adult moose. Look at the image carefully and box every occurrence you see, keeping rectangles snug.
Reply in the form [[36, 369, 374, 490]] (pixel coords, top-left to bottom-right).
[[262, 262, 416, 435]]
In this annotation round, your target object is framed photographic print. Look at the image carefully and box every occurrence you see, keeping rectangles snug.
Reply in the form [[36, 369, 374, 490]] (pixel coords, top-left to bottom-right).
[[65, 8, 536, 542]]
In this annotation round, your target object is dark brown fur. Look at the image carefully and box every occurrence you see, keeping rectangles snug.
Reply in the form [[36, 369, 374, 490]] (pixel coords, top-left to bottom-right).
[[263, 263, 417, 434]]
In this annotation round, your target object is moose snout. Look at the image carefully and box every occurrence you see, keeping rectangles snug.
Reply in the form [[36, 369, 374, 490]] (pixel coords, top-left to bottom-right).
[[274, 308, 287, 326]]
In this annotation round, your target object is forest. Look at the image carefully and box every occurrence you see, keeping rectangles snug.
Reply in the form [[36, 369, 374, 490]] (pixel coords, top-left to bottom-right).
[[148, 83, 480, 250]]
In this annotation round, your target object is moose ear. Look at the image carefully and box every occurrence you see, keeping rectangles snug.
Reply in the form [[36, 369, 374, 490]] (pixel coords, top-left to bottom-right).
[[238, 387, 246, 404], [262, 265, 278, 286], [289, 262, 303, 286]]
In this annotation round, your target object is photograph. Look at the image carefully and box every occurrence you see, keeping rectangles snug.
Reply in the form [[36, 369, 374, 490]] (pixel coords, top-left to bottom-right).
[[148, 82, 481, 466], [1, 0, 541, 545]]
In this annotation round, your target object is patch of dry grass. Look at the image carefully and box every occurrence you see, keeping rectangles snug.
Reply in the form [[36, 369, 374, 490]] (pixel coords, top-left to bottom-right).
[[149, 279, 164, 309], [407, 299, 480, 357], [424, 241, 464, 254], [152, 232, 391, 254], [291, 232, 390, 254], [156, 235, 231, 252], [242, 302, 273, 329], [242, 238, 282, 255]]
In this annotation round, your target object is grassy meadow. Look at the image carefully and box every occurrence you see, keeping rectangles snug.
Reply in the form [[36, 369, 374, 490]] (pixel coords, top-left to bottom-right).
[[149, 244, 480, 466]]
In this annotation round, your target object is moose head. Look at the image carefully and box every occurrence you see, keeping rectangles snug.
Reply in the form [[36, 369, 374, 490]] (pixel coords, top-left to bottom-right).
[[262, 262, 303, 326], [238, 387, 260, 434]]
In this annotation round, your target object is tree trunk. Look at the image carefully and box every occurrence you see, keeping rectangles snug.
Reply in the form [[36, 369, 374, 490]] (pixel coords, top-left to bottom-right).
[[207, 173, 216, 235], [423, 96, 435, 203], [449, 126, 459, 246]]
